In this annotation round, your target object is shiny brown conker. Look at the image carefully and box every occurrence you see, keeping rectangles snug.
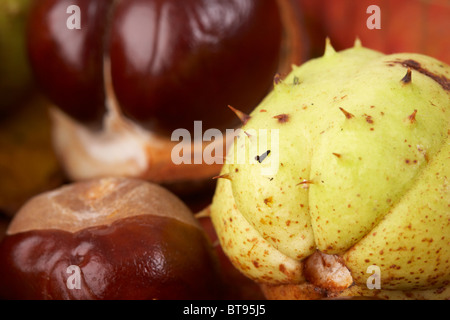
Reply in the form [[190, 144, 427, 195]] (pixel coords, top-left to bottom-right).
[[0, 177, 224, 300], [27, 0, 300, 135], [26, 0, 306, 185], [109, 0, 283, 134], [27, 0, 112, 124]]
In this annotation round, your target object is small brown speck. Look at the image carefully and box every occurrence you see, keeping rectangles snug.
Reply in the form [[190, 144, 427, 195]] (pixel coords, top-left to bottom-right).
[[364, 114, 374, 124], [406, 109, 418, 124], [436, 287, 446, 294], [264, 197, 273, 207], [339, 107, 355, 119], [273, 114, 289, 123]]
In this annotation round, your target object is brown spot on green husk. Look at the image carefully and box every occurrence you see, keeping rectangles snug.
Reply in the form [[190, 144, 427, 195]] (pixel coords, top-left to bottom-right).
[[339, 107, 355, 119], [391, 59, 450, 91], [273, 114, 289, 123]]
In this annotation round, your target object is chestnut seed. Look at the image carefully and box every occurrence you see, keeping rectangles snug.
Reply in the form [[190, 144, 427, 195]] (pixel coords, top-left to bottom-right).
[[0, 177, 224, 300], [109, 0, 283, 134], [29, 0, 306, 186], [26, 0, 113, 125], [27, 0, 288, 135]]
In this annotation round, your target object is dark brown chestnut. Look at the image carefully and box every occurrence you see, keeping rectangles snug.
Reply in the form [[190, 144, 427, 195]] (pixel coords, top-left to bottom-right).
[[27, 0, 304, 134], [26, 0, 113, 124], [26, 0, 307, 186], [108, 0, 283, 134], [0, 177, 224, 300]]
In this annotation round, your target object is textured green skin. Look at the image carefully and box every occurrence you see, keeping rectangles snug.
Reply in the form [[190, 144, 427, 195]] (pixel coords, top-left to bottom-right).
[[211, 41, 450, 297], [0, 0, 33, 112]]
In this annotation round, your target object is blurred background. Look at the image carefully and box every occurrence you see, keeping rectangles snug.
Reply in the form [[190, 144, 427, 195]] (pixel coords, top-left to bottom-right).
[[299, 0, 449, 62]]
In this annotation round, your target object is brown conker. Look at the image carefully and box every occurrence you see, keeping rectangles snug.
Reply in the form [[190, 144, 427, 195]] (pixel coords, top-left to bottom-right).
[[26, 0, 307, 186], [0, 177, 223, 300], [27, 0, 304, 134]]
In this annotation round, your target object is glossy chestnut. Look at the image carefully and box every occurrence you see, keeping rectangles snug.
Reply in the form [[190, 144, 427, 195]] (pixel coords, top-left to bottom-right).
[[26, 0, 306, 185], [0, 177, 224, 300], [109, 0, 283, 134], [27, 0, 113, 124], [27, 0, 286, 134]]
